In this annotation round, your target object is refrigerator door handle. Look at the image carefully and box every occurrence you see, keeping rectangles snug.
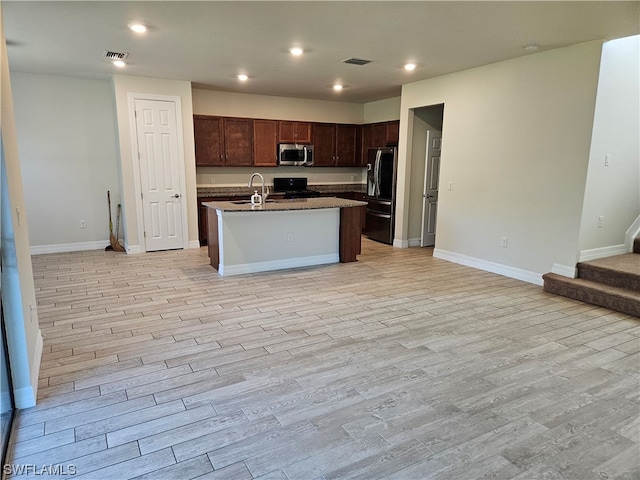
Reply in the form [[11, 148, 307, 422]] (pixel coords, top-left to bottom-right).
[[374, 150, 382, 197]]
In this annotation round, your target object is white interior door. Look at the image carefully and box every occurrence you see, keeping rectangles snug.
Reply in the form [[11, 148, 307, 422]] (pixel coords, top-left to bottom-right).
[[134, 98, 184, 251], [421, 130, 442, 247]]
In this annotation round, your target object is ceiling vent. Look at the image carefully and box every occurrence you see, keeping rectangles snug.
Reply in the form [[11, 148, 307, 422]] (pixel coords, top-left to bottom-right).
[[342, 57, 372, 66], [103, 50, 129, 61]]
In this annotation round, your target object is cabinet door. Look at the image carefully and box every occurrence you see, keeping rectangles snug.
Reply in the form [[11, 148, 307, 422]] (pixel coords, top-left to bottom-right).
[[194, 116, 224, 166], [335, 124, 357, 167], [370, 122, 386, 148], [312, 123, 336, 166], [224, 118, 253, 166], [385, 121, 399, 146], [278, 121, 297, 143], [253, 119, 278, 167], [278, 121, 313, 144], [294, 122, 313, 143]]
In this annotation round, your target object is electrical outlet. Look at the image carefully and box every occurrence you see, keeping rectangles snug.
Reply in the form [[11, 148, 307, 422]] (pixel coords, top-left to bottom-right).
[[597, 216, 604, 228], [501, 237, 508, 248], [448, 181, 454, 191], [287, 232, 294, 242], [80, 220, 87, 229], [604, 154, 610, 167]]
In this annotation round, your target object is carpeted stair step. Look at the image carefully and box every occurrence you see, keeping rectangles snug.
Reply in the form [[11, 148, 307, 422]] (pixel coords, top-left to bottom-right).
[[577, 254, 640, 292], [543, 273, 640, 318]]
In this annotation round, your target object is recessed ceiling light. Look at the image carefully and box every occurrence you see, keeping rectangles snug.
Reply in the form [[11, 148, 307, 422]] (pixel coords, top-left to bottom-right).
[[289, 47, 304, 56], [524, 43, 540, 51], [333, 84, 343, 91], [237, 74, 249, 81], [112, 59, 126, 68], [128, 23, 147, 34], [404, 63, 417, 71]]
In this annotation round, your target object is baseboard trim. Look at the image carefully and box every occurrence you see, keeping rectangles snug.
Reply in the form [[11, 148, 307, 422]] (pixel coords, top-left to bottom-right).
[[433, 248, 543, 286], [407, 238, 422, 247], [14, 330, 41, 409], [219, 254, 339, 276], [393, 239, 409, 248], [188, 240, 201, 249], [30, 240, 109, 255], [126, 243, 142, 254], [579, 244, 627, 262], [551, 263, 578, 278]]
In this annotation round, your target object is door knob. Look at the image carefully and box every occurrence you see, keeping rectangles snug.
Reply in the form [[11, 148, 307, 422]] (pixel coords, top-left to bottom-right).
[[173, 194, 180, 198]]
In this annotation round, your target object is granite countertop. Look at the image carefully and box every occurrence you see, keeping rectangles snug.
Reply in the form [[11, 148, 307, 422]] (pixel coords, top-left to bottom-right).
[[204, 197, 366, 212], [197, 183, 366, 198]]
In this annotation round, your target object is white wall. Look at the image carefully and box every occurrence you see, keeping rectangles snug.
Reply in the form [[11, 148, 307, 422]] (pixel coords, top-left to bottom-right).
[[1, 7, 42, 408], [397, 41, 603, 283], [12, 73, 120, 253], [112, 75, 197, 253], [193, 89, 364, 123], [578, 35, 640, 258], [363, 96, 401, 123]]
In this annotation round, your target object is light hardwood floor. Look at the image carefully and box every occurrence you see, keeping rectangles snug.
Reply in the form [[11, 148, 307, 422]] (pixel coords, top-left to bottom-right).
[[6, 239, 639, 479]]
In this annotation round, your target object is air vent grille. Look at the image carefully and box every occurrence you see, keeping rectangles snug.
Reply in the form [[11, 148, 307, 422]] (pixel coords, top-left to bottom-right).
[[342, 57, 372, 66], [103, 51, 129, 61]]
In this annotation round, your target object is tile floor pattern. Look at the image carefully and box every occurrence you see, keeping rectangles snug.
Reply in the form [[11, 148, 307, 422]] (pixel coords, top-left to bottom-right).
[[5, 239, 639, 479]]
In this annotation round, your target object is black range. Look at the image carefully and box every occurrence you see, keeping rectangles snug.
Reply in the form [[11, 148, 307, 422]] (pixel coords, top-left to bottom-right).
[[273, 177, 321, 199]]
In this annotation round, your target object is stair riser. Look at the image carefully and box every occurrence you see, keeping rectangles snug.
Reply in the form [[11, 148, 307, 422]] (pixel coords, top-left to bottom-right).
[[543, 277, 640, 318], [634, 237, 640, 254], [578, 266, 640, 292]]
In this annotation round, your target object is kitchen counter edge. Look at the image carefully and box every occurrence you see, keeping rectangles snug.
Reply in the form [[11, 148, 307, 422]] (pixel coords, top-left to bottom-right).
[[197, 183, 366, 198]]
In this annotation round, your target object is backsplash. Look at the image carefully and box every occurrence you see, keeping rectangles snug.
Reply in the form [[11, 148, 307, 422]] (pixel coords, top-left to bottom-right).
[[196, 166, 366, 187]]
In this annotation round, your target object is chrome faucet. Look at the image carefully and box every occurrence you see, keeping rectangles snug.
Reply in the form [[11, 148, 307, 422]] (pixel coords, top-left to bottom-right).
[[248, 172, 267, 204]]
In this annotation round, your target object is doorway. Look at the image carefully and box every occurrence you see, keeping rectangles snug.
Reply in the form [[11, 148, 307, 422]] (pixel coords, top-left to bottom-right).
[[131, 97, 187, 252], [412, 104, 444, 248]]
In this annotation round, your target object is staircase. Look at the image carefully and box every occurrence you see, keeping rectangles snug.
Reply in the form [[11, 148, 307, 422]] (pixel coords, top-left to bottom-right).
[[543, 238, 640, 318]]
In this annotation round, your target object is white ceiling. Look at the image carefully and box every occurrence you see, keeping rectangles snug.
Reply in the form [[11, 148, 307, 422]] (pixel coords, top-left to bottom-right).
[[4, 1, 639, 103]]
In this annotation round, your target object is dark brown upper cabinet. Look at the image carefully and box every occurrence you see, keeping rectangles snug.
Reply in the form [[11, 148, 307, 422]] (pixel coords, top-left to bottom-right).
[[194, 115, 253, 167], [253, 119, 278, 167], [313, 123, 359, 167], [278, 121, 313, 144]]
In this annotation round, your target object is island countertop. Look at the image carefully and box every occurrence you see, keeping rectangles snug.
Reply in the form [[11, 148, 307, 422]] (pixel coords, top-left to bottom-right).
[[204, 197, 367, 213]]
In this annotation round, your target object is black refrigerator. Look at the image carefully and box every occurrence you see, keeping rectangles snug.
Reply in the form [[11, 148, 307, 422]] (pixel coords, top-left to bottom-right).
[[364, 147, 397, 244]]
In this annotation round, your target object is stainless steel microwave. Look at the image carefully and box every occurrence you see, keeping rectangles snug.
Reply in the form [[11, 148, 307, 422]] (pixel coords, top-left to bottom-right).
[[278, 144, 314, 166]]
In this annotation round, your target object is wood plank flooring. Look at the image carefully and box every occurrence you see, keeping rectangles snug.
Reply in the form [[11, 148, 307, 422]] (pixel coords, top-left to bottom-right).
[[5, 239, 639, 479]]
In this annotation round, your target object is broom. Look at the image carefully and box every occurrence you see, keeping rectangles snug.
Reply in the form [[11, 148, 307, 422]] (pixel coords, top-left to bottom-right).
[[105, 191, 125, 252]]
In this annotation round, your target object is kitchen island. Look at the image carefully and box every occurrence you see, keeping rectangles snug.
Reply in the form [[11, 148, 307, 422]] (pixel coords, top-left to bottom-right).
[[205, 197, 366, 276]]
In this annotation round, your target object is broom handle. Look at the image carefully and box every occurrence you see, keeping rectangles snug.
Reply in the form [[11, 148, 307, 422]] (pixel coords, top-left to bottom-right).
[[107, 191, 113, 232]]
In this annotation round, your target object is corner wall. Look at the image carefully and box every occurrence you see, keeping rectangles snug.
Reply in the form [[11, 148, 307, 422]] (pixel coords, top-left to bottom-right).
[[578, 35, 640, 260], [397, 41, 603, 284], [1, 7, 42, 408], [12, 73, 120, 253], [112, 75, 197, 253]]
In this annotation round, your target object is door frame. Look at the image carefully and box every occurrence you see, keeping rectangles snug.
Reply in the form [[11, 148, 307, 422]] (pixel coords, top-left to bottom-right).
[[127, 93, 188, 253]]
